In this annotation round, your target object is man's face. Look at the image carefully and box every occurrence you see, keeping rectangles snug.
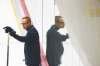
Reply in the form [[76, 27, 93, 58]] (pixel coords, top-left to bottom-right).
[[21, 18, 31, 30], [56, 18, 65, 28]]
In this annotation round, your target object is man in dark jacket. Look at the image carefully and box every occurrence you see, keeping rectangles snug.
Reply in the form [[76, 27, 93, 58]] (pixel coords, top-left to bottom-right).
[[4, 17, 41, 66], [46, 16, 69, 66]]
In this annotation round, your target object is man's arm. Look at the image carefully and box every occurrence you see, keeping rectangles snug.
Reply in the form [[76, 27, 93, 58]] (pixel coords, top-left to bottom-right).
[[3, 26, 26, 42], [56, 31, 69, 41], [10, 32, 26, 42]]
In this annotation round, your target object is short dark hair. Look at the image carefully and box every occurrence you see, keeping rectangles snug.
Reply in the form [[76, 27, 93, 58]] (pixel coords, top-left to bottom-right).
[[55, 16, 62, 23], [22, 16, 31, 22]]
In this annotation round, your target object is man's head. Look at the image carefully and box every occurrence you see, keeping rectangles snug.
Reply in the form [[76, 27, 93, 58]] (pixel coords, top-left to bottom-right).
[[55, 16, 65, 28], [21, 16, 32, 30]]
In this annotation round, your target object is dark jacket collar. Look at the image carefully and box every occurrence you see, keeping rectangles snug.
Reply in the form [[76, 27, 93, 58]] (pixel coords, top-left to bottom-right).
[[27, 25, 33, 31], [51, 25, 60, 31]]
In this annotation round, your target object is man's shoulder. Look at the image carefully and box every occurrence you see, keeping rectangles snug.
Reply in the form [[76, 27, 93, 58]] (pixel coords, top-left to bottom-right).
[[28, 26, 38, 34], [48, 25, 57, 33], [47, 27, 56, 36]]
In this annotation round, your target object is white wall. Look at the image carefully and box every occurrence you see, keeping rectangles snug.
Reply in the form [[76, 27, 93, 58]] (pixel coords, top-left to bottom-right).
[[56, 0, 100, 66]]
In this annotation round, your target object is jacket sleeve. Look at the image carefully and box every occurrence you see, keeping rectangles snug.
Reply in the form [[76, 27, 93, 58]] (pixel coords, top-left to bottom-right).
[[11, 33, 26, 42], [56, 31, 69, 41]]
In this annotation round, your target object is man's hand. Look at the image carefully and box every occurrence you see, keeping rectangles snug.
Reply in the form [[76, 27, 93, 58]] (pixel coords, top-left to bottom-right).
[[66, 33, 69, 39], [3, 26, 16, 36]]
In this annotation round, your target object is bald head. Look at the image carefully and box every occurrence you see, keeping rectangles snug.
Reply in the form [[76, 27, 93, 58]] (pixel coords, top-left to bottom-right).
[[21, 16, 32, 30], [22, 16, 31, 23], [55, 16, 65, 28]]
